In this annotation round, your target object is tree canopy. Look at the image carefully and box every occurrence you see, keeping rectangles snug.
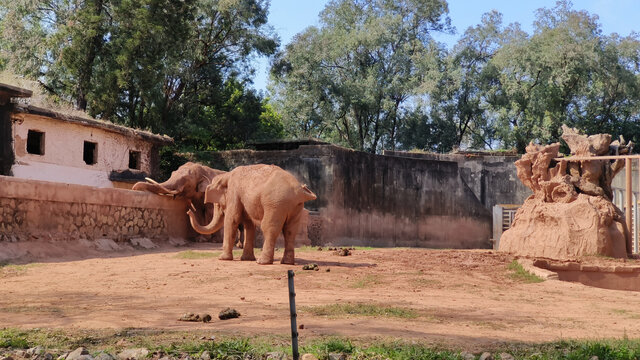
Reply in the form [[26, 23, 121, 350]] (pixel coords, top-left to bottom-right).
[[2, 0, 640, 156], [272, 0, 640, 153], [271, 0, 452, 153], [0, 0, 284, 156]]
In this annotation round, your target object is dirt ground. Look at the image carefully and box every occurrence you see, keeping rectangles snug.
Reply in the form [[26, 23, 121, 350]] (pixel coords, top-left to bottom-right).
[[1, 244, 640, 348]]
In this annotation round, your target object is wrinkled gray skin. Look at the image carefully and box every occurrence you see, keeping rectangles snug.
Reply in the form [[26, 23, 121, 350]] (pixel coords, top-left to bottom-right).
[[132, 162, 226, 227]]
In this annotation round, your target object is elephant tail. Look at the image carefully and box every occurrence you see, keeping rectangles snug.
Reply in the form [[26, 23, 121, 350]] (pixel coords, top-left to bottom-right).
[[298, 184, 317, 202]]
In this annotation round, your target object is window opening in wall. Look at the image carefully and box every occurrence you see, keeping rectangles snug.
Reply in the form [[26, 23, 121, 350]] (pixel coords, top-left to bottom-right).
[[129, 150, 141, 170], [83, 141, 97, 165], [26, 130, 44, 155]]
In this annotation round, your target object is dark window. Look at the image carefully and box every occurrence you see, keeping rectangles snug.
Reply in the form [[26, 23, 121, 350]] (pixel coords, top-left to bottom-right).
[[128, 150, 141, 170], [26, 130, 44, 155], [83, 141, 97, 165]]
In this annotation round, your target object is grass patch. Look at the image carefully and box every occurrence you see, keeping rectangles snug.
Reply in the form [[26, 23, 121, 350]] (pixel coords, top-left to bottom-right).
[[0, 329, 30, 348], [0, 263, 42, 277], [173, 249, 248, 259], [411, 277, 441, 287], [173, 251, 216, 259], [351, 274, 383, 288], [507, 260, 544, 283], [296, 246, 376, 252], [3, 329, 640, 359], [301, 303, 419, 319]]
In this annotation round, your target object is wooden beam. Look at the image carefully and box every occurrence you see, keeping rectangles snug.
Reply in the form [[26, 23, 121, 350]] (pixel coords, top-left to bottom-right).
[[555, 155, 640, 161]]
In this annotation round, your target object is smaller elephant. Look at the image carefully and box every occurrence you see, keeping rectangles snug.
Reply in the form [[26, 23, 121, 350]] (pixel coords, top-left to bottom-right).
[[132, 162, 226, 227], [187, 164, 317, 264]]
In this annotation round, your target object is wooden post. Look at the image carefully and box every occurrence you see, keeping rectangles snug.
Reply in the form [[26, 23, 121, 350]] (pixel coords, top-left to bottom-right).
[[287, 270, 299, 360], [626, 158, 633, 255]]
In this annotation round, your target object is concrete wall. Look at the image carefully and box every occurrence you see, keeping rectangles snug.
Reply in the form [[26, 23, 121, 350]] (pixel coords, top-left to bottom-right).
[[10, 113, 154, 188], [198, 145, 492, 248], [384, 151, 531, 210], [0, 175, 190, 242]]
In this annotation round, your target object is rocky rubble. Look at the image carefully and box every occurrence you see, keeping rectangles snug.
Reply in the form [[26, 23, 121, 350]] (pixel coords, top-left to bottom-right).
[[0, 347, 515, 360]]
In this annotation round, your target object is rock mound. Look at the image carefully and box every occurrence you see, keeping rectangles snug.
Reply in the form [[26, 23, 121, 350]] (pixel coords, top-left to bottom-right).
[[499, 126, 631, 260]]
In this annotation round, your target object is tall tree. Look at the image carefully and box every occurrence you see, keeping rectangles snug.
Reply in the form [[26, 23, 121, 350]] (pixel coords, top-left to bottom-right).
[[0, 0, 283, 154], [271, 0, 452, 153]]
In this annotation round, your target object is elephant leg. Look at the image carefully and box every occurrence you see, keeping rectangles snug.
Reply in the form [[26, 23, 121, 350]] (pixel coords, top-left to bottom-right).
[[220, 216, 238, 261], [281, 206, 303, 265], [240, 221, 256, 261], [257, 214, 286, 265]]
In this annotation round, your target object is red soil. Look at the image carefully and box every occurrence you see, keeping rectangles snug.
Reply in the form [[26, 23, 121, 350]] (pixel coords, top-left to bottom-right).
[[1, 245, 638, 348]]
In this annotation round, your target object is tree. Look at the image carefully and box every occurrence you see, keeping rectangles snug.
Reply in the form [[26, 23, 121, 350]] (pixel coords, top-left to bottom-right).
[[271, 0, 452, 153], [485, 0, 640, 151], [0, 0, 283, 155], [421, 11, 503, 151]]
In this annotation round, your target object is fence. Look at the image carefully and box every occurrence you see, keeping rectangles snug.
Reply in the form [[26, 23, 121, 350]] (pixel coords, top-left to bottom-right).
[[492, 204, 520, 250]]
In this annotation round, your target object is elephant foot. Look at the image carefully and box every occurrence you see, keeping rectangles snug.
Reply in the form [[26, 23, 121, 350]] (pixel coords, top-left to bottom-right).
[[256, 255, 274, 265], [280, 252, 295, 265], [240, 253, 256, 261], [219, 253, 233, 261]]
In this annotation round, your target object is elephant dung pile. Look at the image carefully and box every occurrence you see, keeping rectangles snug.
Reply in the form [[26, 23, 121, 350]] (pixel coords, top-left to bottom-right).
[[499, 125, 631, 260]]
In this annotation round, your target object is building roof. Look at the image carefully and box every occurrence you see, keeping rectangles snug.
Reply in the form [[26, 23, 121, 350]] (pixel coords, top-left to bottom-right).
[[13, 104, 173, 145], [0, 82, 173, 145], [0, 83, 33, 103]]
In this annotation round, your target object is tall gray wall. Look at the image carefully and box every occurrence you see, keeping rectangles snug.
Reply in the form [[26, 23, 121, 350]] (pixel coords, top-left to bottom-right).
[[384, 151, 531, 211], [198, 144, 492, 248]]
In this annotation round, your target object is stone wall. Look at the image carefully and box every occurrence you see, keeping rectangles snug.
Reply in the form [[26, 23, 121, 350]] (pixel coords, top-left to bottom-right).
[[196, 144, 492, 248], [383, 151, 531, 210], [0, 175, 190, 243]]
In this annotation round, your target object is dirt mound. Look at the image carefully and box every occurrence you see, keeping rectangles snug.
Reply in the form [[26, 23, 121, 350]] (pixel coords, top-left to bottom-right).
[[499, 126, 631, 260]]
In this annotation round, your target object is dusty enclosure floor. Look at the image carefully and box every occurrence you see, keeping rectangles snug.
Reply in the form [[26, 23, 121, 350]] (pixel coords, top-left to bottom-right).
[[1, 246, 639, 348]]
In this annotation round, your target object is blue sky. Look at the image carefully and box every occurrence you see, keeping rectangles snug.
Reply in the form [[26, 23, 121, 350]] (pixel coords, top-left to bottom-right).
[[252, 0, 640, 93]]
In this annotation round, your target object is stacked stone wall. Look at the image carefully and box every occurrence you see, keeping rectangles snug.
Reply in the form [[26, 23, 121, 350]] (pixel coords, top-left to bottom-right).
[[0, 175, 189, 243]]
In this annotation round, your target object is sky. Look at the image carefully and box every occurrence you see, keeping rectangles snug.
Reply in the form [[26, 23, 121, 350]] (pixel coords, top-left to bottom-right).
[[252, 0, 640, 93]]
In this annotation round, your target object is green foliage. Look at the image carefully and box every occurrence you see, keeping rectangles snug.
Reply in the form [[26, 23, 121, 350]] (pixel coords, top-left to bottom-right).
[[0, 0, 282, 169], [5, 328, 640, 360], [507, 260, 544, 283], [172, 251, 216, 259], [0, 329, 30, 348], [273, 0, 640, 154], [271, 0, 452, 153]]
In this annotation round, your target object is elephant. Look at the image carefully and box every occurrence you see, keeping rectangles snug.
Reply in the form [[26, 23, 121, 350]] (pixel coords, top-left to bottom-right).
[[186, 164, 317, 265], [132, 162, 226, 227]]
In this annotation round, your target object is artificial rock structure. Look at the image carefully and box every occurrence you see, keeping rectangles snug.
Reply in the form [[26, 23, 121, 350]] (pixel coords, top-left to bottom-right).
[[499, 126, 632, 259]]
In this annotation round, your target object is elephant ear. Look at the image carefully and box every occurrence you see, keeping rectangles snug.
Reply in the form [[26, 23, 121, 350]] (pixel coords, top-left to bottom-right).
[[204, 173, 229, 204], [196, 175, 211, 193]]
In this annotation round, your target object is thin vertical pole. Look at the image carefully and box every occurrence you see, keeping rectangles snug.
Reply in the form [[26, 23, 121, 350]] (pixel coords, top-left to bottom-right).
[[636, 158, 640, 254], [626, 158, 633, 255], [287, 270, 299, 360]]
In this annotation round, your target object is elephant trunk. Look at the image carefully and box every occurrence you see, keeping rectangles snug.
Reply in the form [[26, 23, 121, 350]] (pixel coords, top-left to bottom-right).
[[187, 203, 224, 235], [132, 179, 179, 195]]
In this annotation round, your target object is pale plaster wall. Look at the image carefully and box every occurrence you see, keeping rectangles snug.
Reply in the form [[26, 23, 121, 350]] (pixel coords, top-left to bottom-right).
[[0, 175, 190, 241], [11, 114, 153, 187]]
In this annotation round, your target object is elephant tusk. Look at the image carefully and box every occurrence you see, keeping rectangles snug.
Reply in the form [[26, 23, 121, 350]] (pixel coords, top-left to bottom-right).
[[189, 202, 197, 212], [145, 177, 161, 185]]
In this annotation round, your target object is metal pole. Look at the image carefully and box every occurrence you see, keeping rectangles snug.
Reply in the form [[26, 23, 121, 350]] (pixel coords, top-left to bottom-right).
[[626, 158, 633, 255], [287, 270, 299, 360]]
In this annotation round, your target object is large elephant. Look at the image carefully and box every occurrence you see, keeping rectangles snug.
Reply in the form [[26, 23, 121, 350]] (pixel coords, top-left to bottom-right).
[[132, 162, 226, 226], [186, 164, 317, 265]]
